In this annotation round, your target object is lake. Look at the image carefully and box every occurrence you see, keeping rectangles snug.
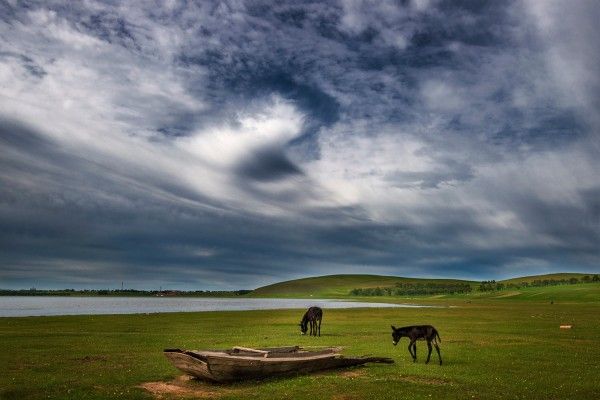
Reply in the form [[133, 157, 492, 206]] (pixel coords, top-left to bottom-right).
[[0, 296, 432, 317]]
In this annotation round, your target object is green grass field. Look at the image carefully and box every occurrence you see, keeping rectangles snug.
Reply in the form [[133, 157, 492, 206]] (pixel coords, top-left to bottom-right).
[[2, 283, 600, 399]]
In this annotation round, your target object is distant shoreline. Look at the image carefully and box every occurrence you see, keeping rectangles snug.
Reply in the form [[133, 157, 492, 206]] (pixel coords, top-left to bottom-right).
[[0, 289, 252, 297]]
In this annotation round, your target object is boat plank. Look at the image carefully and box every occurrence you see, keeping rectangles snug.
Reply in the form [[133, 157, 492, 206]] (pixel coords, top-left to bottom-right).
[[232, 346, 269, 354]]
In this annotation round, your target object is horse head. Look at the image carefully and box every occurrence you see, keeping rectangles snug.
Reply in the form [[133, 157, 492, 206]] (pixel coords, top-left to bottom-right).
[[299, 322, 308, 335], [391, 325, 401, 345]]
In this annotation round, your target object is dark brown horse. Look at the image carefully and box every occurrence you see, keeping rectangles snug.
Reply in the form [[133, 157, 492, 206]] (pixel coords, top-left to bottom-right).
[[300, 306, 322, 336], [391, 325, 442, 365]]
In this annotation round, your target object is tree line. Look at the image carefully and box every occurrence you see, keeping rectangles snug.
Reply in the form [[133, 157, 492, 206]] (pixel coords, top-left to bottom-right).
[[478, 275, 599, 292], [348, 275, 599, 296], [349, 282, 473, 296]]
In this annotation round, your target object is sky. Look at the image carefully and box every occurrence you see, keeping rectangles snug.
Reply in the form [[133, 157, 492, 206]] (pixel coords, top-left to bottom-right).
[[1, 0, 599, 290]]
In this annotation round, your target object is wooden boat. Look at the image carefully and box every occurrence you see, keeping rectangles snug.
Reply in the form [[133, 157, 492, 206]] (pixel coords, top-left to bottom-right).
[[164, 346, 394, 382]]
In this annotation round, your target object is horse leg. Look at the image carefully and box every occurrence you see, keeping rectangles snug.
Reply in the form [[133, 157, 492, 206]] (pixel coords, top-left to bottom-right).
[[309, 320, 313, 336], [434, 343, 442, 365], [318, 318, 321, 337], [426, 340, 432, 364], [408, 340, 417, 362]]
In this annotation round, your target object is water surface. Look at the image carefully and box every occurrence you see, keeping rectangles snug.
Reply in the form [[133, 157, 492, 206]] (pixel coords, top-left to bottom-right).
[[0, 296, 430, 317]]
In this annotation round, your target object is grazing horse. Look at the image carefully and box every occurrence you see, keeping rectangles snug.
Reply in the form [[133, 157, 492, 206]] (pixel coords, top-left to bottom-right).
[[391, 325, 442, 365], [300, 306, 322, 336]]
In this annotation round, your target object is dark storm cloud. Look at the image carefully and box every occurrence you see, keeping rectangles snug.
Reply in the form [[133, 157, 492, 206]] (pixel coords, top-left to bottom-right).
[[235, 146, 303, 182], [0, 0, 598, 289]]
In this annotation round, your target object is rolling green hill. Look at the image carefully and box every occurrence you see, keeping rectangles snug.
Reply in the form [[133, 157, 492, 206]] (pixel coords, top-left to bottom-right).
[[250, 273, 600, 302], [469, 282, 600, 302], [250, 274, 477, 298], [499, 272, 591, 284]]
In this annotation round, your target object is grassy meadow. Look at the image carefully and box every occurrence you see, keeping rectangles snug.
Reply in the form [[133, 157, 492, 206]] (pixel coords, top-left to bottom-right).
[[2, 281, 600, 400]]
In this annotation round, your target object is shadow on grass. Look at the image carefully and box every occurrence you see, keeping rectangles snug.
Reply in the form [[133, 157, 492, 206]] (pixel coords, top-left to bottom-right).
[[393, 358, 463, 366], [304, 333, 344, 337]]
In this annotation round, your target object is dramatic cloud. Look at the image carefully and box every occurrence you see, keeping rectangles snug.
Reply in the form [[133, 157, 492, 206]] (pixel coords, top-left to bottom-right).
[[0, 0, 598, 289]]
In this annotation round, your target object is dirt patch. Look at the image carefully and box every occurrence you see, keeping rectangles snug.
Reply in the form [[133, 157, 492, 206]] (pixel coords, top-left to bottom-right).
[[313, 367, 367, 379], [139, 376, 236, 399], [495, 291, 521, 298], [399, 375, 452, 385], [338, 369, 367, 379], [12, 361, 36, 370], [73, 355, 108, 362], [331, 395, 360, 400]]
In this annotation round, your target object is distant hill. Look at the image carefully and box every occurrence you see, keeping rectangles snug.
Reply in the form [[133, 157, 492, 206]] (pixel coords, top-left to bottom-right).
[[250, 273, 599, 301], [250, 274, 477, 298], [499, 272, 591, 284]]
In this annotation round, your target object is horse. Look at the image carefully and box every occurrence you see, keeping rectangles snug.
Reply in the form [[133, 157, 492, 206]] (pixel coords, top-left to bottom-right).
[[391, 325, 442, 365], [299, 306, 322, 336]]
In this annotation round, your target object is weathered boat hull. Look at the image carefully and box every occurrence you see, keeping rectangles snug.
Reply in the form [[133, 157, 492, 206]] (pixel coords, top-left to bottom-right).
[[164, 347, 393, 382]]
